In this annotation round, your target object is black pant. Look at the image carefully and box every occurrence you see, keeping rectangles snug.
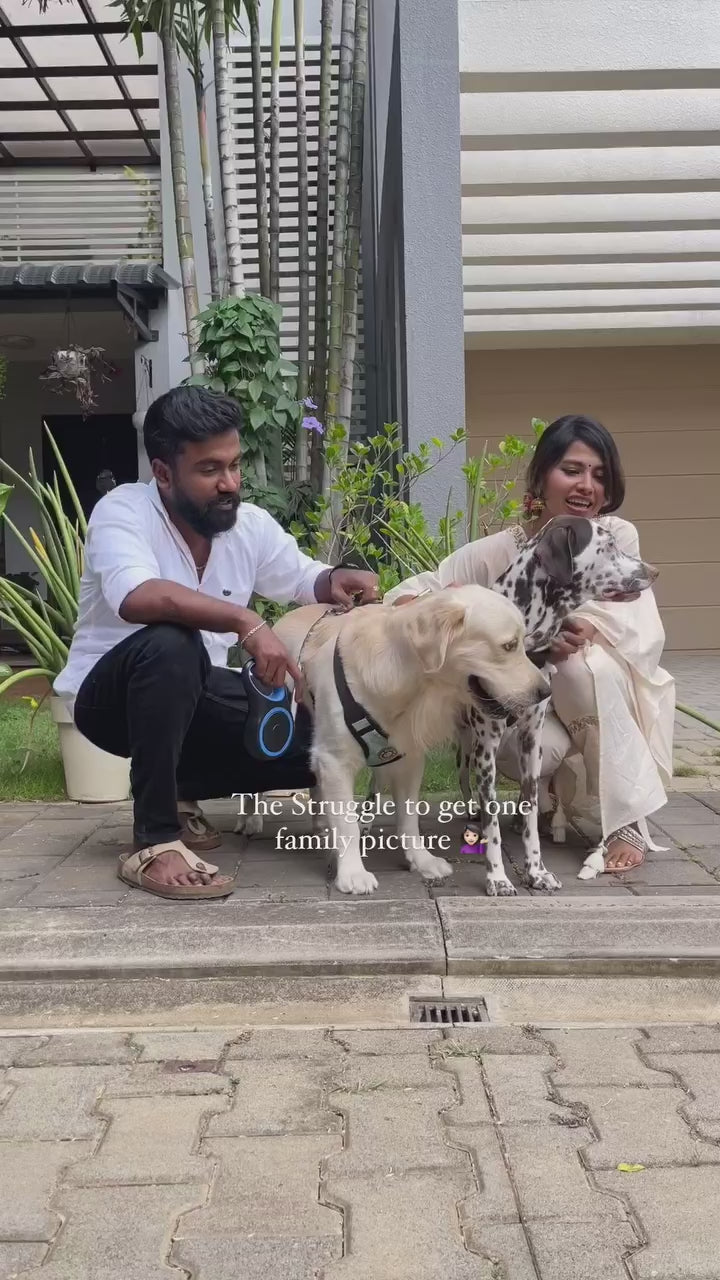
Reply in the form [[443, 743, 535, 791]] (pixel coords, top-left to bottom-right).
[[74, 624, 315, 847]]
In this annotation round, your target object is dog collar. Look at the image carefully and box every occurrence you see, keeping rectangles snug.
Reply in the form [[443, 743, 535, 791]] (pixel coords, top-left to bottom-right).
[[332, 640, 404, 768]]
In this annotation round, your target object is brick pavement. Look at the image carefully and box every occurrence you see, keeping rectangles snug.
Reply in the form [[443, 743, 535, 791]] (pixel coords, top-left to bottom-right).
[[0, 790, 718, 918], [1, 1023, 720, 1278]]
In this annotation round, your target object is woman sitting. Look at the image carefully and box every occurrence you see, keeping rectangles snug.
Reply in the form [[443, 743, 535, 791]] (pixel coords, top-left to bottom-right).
[[384, 414, 675, 874]]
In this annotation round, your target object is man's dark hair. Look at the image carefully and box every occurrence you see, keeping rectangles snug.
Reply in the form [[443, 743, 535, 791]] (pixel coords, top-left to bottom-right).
[[143, 386, 243, 466], [526, 413, 625, 514]]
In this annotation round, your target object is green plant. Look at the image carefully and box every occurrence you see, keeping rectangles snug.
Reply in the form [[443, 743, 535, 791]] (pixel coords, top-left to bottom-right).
[[290, 421, 543, 596], [0, 426, 86, 697], [189, 294, 308, 504]]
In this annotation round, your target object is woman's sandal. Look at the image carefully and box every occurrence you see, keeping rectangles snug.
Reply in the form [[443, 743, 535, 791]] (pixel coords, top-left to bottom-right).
[[578, 823, 647, 880], [603, 824, 647, 874], [118, 841, 235, 900]]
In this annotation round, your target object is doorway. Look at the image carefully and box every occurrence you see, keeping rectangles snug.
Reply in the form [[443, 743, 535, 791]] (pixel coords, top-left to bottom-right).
[[42, 414, 139, 520]]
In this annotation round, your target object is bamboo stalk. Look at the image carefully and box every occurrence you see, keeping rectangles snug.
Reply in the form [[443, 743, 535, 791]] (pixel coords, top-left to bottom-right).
[[309, 0, 334, 494], [322, 0, 355, 501], [246, 0, 271, 298], [294, 0, 310, 482], [212, 0, 245, 296], [336, 0, 367, 442], [269, 0, 283, 303], [196, 71, 222, 299], [161, 15, 202, 369]]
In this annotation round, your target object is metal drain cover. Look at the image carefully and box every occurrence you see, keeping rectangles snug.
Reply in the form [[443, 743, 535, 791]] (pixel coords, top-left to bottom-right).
[[409, 997, 489, 1026]]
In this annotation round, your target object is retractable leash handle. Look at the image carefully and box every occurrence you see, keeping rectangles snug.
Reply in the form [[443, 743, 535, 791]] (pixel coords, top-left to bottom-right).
[[240, 660, 296, 761]]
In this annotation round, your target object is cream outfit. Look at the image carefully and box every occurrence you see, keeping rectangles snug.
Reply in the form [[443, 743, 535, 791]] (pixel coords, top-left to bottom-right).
[[384, 517, 675, 844]]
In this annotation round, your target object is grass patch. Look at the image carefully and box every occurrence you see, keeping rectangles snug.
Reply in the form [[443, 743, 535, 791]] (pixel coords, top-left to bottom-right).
[[673, 763, 705, 778], [0, 701, 66, 803]]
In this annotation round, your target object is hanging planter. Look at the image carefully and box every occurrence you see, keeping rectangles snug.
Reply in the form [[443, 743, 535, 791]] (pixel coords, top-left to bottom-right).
[[40, 344, 115, 416]]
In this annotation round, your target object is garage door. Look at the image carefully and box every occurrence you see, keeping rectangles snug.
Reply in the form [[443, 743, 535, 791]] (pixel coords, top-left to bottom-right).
[[464, 344, 720, 651]]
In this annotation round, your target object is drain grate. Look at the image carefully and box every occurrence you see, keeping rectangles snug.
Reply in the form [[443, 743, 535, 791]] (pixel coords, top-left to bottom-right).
[[409, 997, 489, 1026]]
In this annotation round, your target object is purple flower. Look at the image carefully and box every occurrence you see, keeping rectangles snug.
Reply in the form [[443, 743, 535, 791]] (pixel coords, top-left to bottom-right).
[[302, 396, 318, 410], [302, 415, 324, 435]]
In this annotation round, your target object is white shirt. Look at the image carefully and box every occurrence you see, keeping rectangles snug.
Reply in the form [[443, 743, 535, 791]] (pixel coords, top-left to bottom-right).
[[54, 479, 329, 704]]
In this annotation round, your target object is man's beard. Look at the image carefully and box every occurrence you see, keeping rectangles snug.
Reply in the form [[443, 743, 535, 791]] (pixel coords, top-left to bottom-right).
[[171, 488, 241, 538]]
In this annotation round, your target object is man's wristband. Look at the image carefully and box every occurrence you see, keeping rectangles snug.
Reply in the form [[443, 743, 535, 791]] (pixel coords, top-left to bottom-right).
[[240, 619, 267, 645]]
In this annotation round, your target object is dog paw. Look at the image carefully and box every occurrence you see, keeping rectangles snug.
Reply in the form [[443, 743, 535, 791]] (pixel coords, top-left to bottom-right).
[[334, 867, 379, 895], [417, 855, 454, 882], [235, 813, 264, 837], [486, 876, 518, 897], [524, 869, 562, 892]]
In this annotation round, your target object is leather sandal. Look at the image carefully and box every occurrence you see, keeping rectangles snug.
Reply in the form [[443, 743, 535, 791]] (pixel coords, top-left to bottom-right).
[[117, 841, 235, 900], [578, 823, 647, 880], [178, 802, 223, 852]]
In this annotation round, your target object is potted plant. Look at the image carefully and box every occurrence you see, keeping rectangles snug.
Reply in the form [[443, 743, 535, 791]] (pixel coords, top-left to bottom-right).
[[0, 427, 130, 802], [40, 344, 115, 416]]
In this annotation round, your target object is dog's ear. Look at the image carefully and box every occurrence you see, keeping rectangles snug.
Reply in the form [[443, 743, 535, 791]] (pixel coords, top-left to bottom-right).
[[406, 599, 467, 674], [534, 517, 591, 587]]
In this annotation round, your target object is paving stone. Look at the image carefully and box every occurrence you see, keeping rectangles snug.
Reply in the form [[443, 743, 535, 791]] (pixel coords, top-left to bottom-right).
[[0, 1140, 93, 1240], [610, 858, 717, 886], [526, 1221, 638, 1280], [558, 1084, 708, 1168], [331, 1030, 443, 1055], [212, 1060, 340, 1135], [436, 1026, 548, 1055], [330, 1052, 456, 1093], [642, 1024, 720, 1053], [22, 888, 131, 907], [328, 872, 431, 900], [132, 1030, 239, 1062], [684, 845, 720, 873], [547, 1029, 668, 1087], [325, 1089, 464, 1176], [437, 1056, 494, 1124], [696, 792, 720, 815], [106, 1062, 231, 1097], [14, 1033, 136, 1066], [226, 1029, 341, 1061], [16, 1183, 208, 1280], [0, 1243, 49, 1278], [460, 1224, 536, 1280], [234, 856, 330, 888], [0, 881, 34, 907], [0, 820, 101, 857], [0, 1066, 120, 1140], [447, 1125, 521, 1223], [481, 1055, 557, 1123], [182, 1134, 343, 1238], [0, 854, 67, 882], [598, 1167, 720, 1279], [172, 1236, 342, 1280], [501, 1124, 624, 1222], [322, 1166, 483, 1280], [0, 1037, 45, 1067], [66, 1095, 226, 1186], [648, 1053, 720, 1121]]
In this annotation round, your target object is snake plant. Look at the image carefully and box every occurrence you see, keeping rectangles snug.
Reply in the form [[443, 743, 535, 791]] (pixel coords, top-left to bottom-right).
[[0, 424, 86, 698]]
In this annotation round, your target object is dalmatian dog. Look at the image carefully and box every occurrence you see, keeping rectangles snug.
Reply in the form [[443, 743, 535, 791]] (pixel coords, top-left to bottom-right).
[[457, 515, 658, 896]]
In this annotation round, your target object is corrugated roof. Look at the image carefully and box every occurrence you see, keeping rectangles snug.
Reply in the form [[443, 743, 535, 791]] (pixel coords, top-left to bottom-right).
[[0, 261, 179, 293]]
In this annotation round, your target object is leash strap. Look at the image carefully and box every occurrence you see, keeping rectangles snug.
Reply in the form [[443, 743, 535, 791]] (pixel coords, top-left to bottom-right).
[[332, 640, 404, 768]]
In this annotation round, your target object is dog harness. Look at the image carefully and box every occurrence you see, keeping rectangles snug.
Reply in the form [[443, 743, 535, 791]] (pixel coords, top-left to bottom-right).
[[332, 640, 404, 768]]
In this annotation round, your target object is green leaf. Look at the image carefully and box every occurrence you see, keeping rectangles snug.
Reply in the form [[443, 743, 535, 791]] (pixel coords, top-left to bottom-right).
[[209, 377, 226, 393], [249, 404, 267, 430], [247, 378, 264, 403], [0, 482, 12, 517]]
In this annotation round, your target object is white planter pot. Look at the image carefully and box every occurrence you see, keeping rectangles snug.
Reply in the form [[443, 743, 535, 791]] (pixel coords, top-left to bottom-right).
[[50, 696, 131, 803]]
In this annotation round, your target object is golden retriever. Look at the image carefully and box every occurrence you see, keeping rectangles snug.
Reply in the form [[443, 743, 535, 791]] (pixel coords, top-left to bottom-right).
[[259, 586, 549, 895]]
